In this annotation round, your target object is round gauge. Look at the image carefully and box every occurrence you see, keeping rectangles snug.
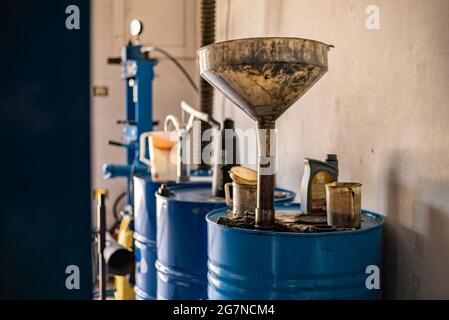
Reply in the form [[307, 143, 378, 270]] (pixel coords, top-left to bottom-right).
[[129, 19, 143, 36]]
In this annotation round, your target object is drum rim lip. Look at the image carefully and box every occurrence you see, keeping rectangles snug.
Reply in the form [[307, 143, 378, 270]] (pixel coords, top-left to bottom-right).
[[155, 183, 296, 204], [154, 182, 225, 204]]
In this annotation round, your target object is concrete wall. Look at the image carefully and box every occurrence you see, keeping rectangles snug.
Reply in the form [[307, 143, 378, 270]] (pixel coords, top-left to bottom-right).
[[91, 0, 198, 226], [214, 0, 449, 299]]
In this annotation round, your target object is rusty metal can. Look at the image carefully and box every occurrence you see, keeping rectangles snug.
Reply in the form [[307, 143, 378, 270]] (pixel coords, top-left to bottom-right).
[[325, 182, 362, 229], [224, 182, 257, 219]]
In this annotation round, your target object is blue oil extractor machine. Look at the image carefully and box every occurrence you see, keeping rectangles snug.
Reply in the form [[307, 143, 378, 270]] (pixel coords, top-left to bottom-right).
[[102, 20, 158, 300]]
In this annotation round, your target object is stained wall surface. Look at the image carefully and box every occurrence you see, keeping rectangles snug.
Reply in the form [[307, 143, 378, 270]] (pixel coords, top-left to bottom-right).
[[213, 0, 449, 299]]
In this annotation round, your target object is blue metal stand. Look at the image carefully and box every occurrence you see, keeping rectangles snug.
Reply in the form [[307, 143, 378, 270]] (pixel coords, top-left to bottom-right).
[[103, 41, 163, 300], [103, 42, 157, 205]]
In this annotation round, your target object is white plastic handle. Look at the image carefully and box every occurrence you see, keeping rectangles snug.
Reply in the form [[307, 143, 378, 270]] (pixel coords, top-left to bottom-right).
[[139, 132, 152, 167], [164, 115, 181, 132]]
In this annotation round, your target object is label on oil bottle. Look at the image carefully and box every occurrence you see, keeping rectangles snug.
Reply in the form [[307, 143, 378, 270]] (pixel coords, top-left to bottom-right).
[[311, 171, 333, 213]]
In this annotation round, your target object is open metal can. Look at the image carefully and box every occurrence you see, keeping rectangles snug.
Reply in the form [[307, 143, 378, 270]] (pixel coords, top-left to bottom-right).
[[325, 182, 362, 229]]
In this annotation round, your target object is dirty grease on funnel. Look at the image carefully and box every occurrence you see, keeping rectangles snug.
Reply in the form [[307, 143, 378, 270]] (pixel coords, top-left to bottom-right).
[[201, 63, 326, 121], [198, 37, 330, 122]]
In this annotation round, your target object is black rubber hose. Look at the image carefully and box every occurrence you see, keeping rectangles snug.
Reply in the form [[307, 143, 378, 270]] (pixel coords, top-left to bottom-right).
[[199, 0, 216, 170], [151, 46, 198, 93]]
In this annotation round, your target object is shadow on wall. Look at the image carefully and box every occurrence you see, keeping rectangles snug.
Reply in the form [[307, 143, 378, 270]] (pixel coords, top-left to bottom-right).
[[383, 151, 449, 299]]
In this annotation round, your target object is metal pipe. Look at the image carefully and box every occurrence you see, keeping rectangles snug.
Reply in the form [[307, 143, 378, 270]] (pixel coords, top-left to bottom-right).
[[103, 232, 134, 276], [95, 190, 107, 300], [255, 121, 276, 229], [102, 163, 147, 179], [177, 130, 190, 182], [212, 118, 238, 197]]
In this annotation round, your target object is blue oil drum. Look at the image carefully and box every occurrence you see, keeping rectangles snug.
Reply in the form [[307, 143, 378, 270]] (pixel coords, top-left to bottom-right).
[[156, 184, 296, 300], [134, 239, 157, 300], [206, 203, 384, 300], [133, 175, 162, 300], [133, 173, 209, 300]]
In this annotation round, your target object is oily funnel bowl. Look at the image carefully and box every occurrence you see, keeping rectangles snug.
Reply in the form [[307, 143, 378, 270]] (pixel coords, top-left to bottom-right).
[[197, 37, 332, 122]]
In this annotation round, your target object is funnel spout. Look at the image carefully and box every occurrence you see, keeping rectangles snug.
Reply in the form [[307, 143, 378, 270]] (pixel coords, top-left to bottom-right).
[[256, 120, 276, 228]]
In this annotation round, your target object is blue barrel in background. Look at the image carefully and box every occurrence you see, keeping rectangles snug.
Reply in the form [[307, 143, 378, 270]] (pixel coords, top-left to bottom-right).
[[155, 183, 225, 300], [134, 240, 157, 300], [133, 175, 162, 300], [207, 203, 384, 300], [156, 184, 296, 300], [133, 173, 210, 300]]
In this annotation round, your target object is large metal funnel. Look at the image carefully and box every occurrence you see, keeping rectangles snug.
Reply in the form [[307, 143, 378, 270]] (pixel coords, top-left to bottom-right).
[[197, 37, 331, 228]]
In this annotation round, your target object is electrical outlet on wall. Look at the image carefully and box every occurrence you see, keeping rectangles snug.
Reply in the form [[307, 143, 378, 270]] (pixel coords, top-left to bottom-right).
[[92, 85, 109, 97]]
